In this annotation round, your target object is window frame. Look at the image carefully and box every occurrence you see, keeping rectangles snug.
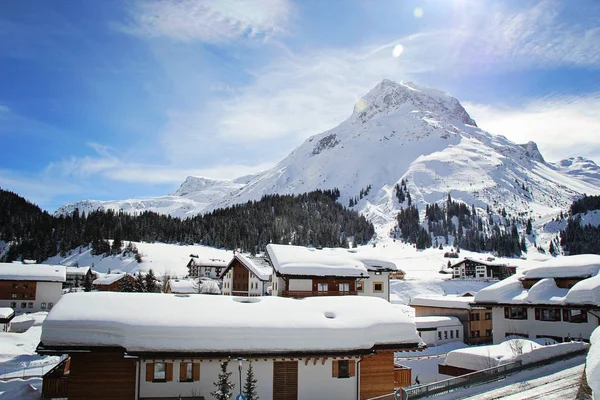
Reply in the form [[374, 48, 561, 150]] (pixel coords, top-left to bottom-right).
[[356, 281, 364, 293], [337, 360, 350, 379], [153, 362, 167, 382], [373, 282, 384, 293]]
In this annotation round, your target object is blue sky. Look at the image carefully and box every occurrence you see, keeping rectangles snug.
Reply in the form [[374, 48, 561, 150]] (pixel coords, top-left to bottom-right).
[[1, 0, 599, 211]]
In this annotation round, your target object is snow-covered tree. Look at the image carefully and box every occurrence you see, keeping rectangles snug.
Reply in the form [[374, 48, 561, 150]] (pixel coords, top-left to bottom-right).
[[211, 361, 234, 400], [144, 269, 159, 293], [118, 276, 134, 292], [244, 361, 259, 400]]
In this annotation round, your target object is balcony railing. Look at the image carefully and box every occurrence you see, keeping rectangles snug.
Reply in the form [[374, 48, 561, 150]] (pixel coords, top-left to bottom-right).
[[42, 356, 70, 399], [280, 290, 358, 298]]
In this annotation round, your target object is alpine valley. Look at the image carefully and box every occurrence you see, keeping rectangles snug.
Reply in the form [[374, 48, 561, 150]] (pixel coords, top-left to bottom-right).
[[57, 80, 600, 243]]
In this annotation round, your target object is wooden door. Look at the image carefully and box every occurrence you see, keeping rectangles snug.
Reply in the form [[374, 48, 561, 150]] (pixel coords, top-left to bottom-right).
[[273, 361, 298, 400]]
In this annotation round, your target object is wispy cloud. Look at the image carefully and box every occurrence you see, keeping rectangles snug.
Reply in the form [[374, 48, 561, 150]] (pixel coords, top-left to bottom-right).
[[119, 0, 293, 43], [464, 94, 600, 163]]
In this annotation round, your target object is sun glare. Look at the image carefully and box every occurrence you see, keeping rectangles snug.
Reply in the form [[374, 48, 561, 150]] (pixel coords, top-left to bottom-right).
[[392, 44, 404, 58]]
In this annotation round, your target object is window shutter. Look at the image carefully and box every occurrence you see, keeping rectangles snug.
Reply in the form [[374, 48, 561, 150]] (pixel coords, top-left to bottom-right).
[[193, 363, 200, 381], [523, 308, 528, 319], [563, 309, 569, 322], [555, 309, 561, 321], [179, 362, 187, 382], [504, 307, 509, 319], [166, 362, 173, 381], [349, 360, 356, 377], [332, 361, 339, 378], [146, 363, 154, 382], [534, 308, 540, 320]]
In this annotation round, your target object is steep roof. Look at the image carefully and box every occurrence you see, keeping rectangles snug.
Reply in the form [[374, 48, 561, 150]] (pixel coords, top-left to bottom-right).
[[92, 273, 130, 286], [266, 244, 370, 277], [65, 266, 91, 276], [452, 257, 516, 269], [0, 263, 66, 283], [475, 255, 600, 306], [40, 292, 423, 354]]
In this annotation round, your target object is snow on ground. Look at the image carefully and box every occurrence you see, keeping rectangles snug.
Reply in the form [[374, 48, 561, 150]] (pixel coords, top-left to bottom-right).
[[396, 342, 470, 385], [45, 242, 234, 278], [434, 355, 586, 400], [0, 312, 59, 380], [586, 326, 600, 399], [0, 378, 42, 399]]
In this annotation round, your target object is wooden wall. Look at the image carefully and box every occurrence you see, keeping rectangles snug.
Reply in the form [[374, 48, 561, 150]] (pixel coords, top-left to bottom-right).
[[67, 352, 136, 400], [0, 280, 36, 300], [360, 350, 395, 400]]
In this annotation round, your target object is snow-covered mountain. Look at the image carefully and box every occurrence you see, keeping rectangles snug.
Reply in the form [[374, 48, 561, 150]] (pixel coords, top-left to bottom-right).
[[55, 176, 245, 218], [57, 80, 600, 234], [213, 80, 600, 228]]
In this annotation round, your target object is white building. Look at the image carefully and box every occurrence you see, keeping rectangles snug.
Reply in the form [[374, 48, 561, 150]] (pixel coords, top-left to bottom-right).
[[267, 244, 398, 301], [0, 263, 66, 312], [0, 307, 15, 332], [186, 256, 230, 279], [451, 257, 517, 280], [64, 266, 93, 288], [165, 277, 221, 295], [221, 254, 272, 296], [38, 293, 424, 400], [414, 316, 464, 346], [475, 254, 600, 344]]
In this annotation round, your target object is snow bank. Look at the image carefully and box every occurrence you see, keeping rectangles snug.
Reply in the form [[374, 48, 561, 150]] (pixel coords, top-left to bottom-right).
[[523, 255, 600, 279], [167, 278, 220, 294], [565, 274, 600, 305], [266, 244, 369, 277], [0, 308, 14, 320], [414, 316, 462, 329], [445, 339, 588, 371], [41, 292, 423, 353], [0, 263, 66, 282], [587, 326, 600, 399], [474, 274, 526, 304], [410, 294, 474, 310], [513, 278, 568, 303], [0, 378, 42, 400]]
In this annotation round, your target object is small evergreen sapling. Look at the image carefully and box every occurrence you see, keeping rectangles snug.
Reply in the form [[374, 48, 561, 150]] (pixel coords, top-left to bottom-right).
[[244, 361, 259, 400], [211, 361, 234, 400]]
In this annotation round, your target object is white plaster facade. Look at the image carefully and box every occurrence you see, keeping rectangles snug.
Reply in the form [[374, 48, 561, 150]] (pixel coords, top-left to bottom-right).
[[491, 306, 600, 344], [1, 281, 63, 313], [414, 317, 464, 347], [358, 271, 391, 302], [139, 357, 358, 400], [222, 271, 269, 296]]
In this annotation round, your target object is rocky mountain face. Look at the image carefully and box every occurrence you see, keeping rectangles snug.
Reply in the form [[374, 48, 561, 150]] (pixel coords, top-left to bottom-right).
[[57, 80, 600, 235]]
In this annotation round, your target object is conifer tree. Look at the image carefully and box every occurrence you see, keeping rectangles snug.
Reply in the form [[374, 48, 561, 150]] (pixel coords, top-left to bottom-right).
[[134, 272, 146, 292], [144, 269, 159, 293], [211, 361, 234, 400], [118, 276, 134, 292], [244, 361, 259, 400]]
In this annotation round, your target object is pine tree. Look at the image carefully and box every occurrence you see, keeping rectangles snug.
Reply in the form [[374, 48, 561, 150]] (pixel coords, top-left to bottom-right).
[[526, 218, 533, 235], [134, 272, 146, 292], [211, 361, 234, 400], [244, 361, 259, 400], [84, 275, 93, 292], [118, 276, 134, 292], [144, 269, 159, 293]]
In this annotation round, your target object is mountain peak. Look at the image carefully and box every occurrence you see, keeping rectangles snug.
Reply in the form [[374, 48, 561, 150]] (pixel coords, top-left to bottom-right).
[[172, 176, 229, 196], [354, 79, 477, 127], [519, 141, 546, 163]]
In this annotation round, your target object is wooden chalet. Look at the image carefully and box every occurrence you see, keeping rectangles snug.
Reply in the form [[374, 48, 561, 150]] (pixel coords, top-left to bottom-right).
[[451, 257, 517, 280], [220, 254, 272, 296], [186, 256, 229, 279], [0, 263, 65, 313], [92, 273, 135, 292], [37, 292, 424, 400]]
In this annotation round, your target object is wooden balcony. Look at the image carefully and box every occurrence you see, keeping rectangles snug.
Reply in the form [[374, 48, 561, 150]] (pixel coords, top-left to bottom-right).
[[42, 356, 70, 399], [280, 290, 358, 299], [394, 366, 412, 388]]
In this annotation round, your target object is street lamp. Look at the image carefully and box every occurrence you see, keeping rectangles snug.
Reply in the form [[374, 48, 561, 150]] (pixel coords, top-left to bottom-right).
[[236, 357, 246, 400]]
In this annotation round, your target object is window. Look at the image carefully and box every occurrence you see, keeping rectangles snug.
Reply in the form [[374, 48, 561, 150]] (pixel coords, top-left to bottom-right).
[[444, 331, 448, 339], [504, 307, 528, 320], [374, 271, 382, 275], [470, 313, 480, 321], [317, 283, 328, 292], [12, 284, 18, 289], [332, 360, 355, 379], [450, 330, 454, 339], [154, 362, 166, 381], [339, 283, 350, 293], [23, 294, 28, 299], [535, 308, 561, 322], [180, 362, 193, 382], [28, 302, 33, 309], [485, 312, 491, 320], [10, 302, 16, 308], [485, 329, 493, 337], [11, 294, 17, 299], [438, 331, 442, 340], [48, 303, 54, 310], [456, 330, 460, 338], [356, 282, 364, 292], [21, 302, 26, 309], [23, 284, 28, 289], [563, 309, 588, 323], [373, 282, 383, 293], [471, 330, 480, 338]]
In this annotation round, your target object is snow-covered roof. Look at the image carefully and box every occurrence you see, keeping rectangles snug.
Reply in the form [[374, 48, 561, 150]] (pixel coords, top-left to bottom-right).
[[40, 292, 423, 354], [475, 255, 600, 306], [92, 273, 130, 286], [233, 254, 272, 281], [414, 316, 462, 329], [188, 257, 229, 268], [266, 244, 370, 277], [453, 257, 516, 268], [410, 294, 475, 310], [168, 278, 221, 294], [0, 263, 66, 282], [0, 307, 15, 320], [65, 266, 90, 276]]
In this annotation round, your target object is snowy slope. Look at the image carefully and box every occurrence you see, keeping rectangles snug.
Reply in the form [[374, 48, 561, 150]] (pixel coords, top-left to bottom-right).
[[211, 80, 600, 232], [55, 176, 245, 218]]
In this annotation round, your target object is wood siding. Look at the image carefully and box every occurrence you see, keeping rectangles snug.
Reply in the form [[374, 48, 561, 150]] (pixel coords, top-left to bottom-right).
[[468, 309, 493, 344], [232, 262, 250, 294], [93, 275, 135, 292], [67, 352, 136, 400], [393, 366, 411, 388], [273, 361, 298, 400], [0, 280, 36, 300], [360, 350, 395, 400]]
